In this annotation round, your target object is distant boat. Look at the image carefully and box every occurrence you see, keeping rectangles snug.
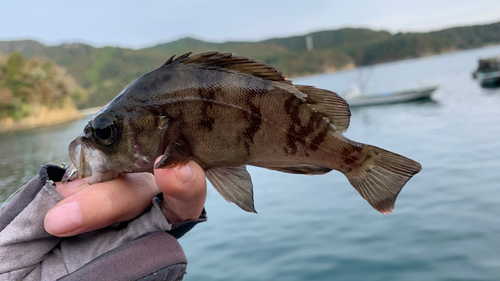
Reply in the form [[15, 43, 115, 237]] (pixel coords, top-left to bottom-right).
[[473, 57, 500, 87], [344, 85, 438, 107]]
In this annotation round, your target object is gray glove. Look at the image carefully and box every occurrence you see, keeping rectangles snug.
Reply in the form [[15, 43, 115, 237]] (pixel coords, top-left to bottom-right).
[[0, 165, 206, 281]]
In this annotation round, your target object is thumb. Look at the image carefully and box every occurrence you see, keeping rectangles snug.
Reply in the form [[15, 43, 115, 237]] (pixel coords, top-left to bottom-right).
[[154, 160, 207, 225]]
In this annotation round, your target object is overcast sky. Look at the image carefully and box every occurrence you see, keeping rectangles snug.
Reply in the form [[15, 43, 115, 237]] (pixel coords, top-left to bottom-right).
[[2, 0, 500, 49]]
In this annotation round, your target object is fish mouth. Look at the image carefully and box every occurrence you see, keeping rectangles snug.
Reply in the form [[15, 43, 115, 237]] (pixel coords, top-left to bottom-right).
[[62, 139, 120, 184]]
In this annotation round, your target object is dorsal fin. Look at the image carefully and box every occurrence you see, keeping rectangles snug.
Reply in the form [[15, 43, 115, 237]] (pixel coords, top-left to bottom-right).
[[164, 51, 292, 84], [295, 85, 351, 132]]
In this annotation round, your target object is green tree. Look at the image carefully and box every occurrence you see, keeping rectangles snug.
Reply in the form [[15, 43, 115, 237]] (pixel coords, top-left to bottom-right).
[[0, 52, 87, 120]]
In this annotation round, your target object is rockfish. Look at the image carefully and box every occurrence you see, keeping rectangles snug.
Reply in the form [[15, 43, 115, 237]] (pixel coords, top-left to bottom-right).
[[63, 52, 421, 214]]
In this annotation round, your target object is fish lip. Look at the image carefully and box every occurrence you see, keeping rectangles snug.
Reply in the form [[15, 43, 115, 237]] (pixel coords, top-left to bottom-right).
[[62, 165, 78, 184], [62, 139, 82, 183], [68, 139, 80, 168], [63, 138, 121, 184]]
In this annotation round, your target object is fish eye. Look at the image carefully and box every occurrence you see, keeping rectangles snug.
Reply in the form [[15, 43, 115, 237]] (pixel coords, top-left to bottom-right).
[[91, 117, 118, 146]]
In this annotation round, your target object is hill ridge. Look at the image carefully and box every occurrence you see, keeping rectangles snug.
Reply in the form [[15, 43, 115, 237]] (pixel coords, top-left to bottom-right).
[[1, 21, 499, 108]]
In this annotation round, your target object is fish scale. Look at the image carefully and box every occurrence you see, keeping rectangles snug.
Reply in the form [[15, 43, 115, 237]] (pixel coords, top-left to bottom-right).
[[63, 52, 421, 214]]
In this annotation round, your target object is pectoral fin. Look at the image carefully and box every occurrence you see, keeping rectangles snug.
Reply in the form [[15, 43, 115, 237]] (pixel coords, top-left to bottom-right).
[[154, 139, 192, 169], [206, 165, 256, 213]]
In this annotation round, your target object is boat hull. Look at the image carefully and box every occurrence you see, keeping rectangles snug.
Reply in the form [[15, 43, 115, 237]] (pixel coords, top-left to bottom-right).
[[474, 71, 500, 88], [346, 86, 437, 107], [473, 57, 500, 88]]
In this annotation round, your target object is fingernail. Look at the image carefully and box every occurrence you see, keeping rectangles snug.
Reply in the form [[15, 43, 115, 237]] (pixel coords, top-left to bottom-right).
[[45, 202, 83, 234], [66, 179, 88, 189], [176, 163, 195, 184]]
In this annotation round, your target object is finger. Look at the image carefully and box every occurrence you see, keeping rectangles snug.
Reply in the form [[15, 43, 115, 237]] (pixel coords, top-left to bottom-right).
[[154, 160, 207, 225], [55, 179, 89, 198], [154, 160, 206, 201], [45, 173, 159, 237]]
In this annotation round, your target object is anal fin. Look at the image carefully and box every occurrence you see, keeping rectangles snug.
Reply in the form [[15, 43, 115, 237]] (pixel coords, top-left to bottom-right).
[[206, 165, 256, 213]]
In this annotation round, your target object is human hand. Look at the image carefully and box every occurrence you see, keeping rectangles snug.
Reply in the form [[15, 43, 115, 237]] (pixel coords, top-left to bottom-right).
[[44, 159, 207, 237]]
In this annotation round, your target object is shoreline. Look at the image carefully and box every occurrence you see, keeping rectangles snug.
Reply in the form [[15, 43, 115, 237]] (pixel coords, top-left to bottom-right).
[[0, 106, 83, 135], [1, 43, 497, 135], [79, 106, 102, 117]]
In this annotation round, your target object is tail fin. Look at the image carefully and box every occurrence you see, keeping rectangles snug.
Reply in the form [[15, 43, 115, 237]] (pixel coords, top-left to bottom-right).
[[345, 145, 422, 214]]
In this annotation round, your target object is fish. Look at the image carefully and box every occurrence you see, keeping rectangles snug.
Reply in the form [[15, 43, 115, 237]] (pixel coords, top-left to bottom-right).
[[62, 51, 422, 214]]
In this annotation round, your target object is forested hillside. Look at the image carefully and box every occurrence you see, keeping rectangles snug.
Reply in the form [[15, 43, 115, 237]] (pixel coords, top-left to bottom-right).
[[0, 52, 86, 120], [1, 21, 499, 108]]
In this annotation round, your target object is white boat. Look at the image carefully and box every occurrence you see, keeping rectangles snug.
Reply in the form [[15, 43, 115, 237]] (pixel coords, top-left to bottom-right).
[[344, 85, 438, 107]]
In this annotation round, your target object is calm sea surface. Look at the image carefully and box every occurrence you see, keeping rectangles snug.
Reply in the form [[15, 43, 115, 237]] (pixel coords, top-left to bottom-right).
[[1, 45, 500, 280]]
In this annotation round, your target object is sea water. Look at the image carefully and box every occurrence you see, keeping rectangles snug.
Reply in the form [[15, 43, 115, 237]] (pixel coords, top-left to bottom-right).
[[1, 45, 500, 281]]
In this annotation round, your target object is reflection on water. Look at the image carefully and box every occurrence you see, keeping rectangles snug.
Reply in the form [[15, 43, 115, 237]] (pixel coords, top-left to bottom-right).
[[1, 45, 500, 281], [0, 119, 88, 202]]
